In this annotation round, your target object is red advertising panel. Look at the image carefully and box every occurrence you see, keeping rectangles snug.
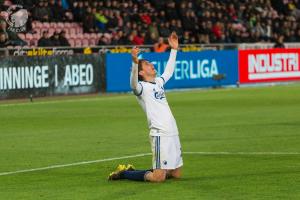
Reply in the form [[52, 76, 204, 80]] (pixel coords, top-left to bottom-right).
[[239, 49, 300, 83]]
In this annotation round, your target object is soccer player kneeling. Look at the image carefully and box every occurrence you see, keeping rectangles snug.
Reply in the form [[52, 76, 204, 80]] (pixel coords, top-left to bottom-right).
[[108, 32, 183, 182]]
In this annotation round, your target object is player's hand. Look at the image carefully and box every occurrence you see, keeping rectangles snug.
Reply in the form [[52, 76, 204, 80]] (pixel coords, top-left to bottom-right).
[[168, 32, 179, 50], [131, 46, 140, 64]]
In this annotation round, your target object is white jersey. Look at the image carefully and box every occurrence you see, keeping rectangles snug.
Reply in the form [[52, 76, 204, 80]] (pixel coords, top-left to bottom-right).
[[130, 49, 178, 137], [136, 77, 178, 136]]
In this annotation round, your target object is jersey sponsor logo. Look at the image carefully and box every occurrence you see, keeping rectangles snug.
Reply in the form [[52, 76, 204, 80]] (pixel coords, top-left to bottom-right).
[[153, 87, 165, 100]]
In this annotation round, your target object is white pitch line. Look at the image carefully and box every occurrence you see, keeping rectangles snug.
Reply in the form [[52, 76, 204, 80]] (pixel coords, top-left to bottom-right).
[[0, 151, 299, 177], [183, 151, 300, 155], [0, 153, 151, 177], [0, 95, 130, 107]]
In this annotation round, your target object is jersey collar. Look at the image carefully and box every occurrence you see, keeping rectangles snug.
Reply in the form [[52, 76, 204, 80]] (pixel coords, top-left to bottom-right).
[[142, 80, 156, 84]]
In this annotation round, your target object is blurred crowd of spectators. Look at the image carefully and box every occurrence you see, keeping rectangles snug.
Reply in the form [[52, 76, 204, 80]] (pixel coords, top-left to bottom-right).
[[1, 0, 300, 48]]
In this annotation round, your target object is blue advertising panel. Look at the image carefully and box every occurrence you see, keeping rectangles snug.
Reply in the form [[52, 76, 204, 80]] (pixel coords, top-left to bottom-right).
[[106, 50, 238, 92]]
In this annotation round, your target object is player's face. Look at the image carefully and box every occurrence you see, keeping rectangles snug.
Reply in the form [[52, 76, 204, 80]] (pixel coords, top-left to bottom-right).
[[142, 60, 156, 77]]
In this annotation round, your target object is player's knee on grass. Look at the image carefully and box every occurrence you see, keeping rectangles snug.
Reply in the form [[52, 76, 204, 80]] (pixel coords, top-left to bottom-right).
[[147, 169, 167, 182], [171, 168, 181, 179]]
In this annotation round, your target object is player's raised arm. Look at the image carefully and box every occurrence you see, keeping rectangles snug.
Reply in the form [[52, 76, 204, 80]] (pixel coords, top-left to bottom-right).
[[130, 46, 143, 95], [161, 32, 178, 84]]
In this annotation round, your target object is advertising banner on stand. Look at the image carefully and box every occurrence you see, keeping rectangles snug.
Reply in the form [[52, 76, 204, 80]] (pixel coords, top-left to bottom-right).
[[106, 50, 238, 92], [239, 48, 300, 83], [0, 54, 102, 99]]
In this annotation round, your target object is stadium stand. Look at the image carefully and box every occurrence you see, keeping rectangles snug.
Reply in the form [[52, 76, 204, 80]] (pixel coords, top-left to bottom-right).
[[0, 0, 300, 48]]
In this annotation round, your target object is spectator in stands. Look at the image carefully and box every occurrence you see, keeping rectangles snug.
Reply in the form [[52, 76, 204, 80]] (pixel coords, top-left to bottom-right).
[[38, 31, 52, 47], [98, 35, 110, 46], [131, 30, 144, 45], [83, 6, 96, 33], [0, 19, 7, 33], [115, 30, 128, 45], [72, 1, 85, 22], [198, 33, 210, 44], [154, 37, 168, 52], [110, 33, 119, 45], [32, 0, 52, 22], [175, 20, 184, 39], [49, 0, 66, 22], [140, 11, 151, 25], [0, 32, 9, 47], [95, 9, 108, 32], [151, 0, 165, 10], [165, 2, 178, 20], [6, 0, 300, 47], [8, 31, 27, 46], [0, 19, 26, 46], [212, 22, 223, 41], [144, 32, 156, 45], [106, 10, 118, 31], [158, 10, 167, 23], [181, 31, 190, 44], [159, 22, 170, 38], [59, 31, 70, 46], [273, 35, 285, 48], [182, 10, 197, 32], [50, 31, 61, 46], [122, 21, 132, 36], [296, 29, 300, 42], [121, 12, 130, 25], [115, 11, 123, 28], [148, 21, 159, 41]]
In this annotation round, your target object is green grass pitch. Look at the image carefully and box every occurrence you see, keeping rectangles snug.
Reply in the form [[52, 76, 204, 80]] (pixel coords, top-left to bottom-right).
[[0, 84, 300, 199]]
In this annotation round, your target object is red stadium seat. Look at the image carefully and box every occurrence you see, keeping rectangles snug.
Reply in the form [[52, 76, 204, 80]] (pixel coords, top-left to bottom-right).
[[76, 27, 83, 34], [49, 28, 55, 36], [31, 21, 37, 29], [97, 33, 102, 39], [82, 39, 89, 47], [68, 39, 75, 47], [104, 33, 112, 39], [42, 22, 50, 29], [75, 39, 82, 47], [71, 22, 78, 28], [69, 28, 76, 35], [50, 22, 57, 29], [64, 33, 70, 39], [25, 33, 33, 41], [34, 21, 43, 29], [83, 33, 91, 39], [64, 22, 71, 28], [55, 28, 63, 33], [90, 33, 98, 39], [89, 39, 97, 46], [57, 22, 64, 29], [76, 33, 84, 39], [68, 33, 77, 39], [63, 29, 70, 35]]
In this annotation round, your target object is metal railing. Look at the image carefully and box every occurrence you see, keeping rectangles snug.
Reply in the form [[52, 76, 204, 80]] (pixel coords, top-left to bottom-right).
[[0, 43, 300, 57]]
